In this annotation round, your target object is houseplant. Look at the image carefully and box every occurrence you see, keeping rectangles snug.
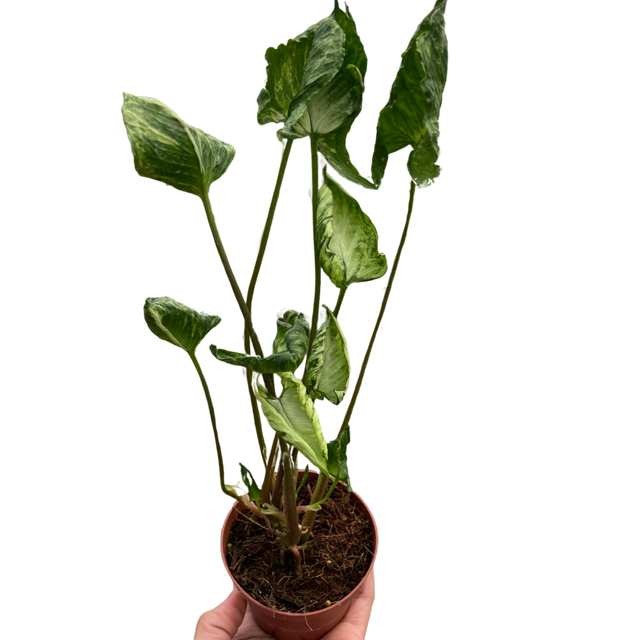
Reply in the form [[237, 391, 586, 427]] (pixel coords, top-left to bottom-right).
[[121, 0, 448, 637]]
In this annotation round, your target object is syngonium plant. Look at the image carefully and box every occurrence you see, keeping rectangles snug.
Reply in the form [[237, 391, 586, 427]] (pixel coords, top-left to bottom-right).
[[122, 0, 448, 569]]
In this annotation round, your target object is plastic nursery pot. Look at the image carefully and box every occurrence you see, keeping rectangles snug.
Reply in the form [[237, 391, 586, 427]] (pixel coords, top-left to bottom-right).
[[221, 470, 378, 640]]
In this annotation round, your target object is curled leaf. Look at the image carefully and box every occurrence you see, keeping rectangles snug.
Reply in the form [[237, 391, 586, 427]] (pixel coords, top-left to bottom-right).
[[372, 0, 448, 187], [210, 311, 309, 374], [144, 297, 220, 354], [122, 93, 235, 198]]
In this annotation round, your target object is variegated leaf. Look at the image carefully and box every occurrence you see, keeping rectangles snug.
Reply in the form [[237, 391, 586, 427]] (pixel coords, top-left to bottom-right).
[[257, 3, 367, 142], [122, 93, 235, 198], [372, 0, 448, 187], [256, 374, 329, 476], [303, 306, 349, 404], [317, 170, 387, 289], [143, 297, 220, 354], [210, 311, 309, 374]]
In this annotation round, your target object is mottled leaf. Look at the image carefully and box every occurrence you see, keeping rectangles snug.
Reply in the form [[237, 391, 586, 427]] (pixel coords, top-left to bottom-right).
[[140, 293, 224, 355], [317, 170, 387, 289], [118, 89, 238, 198], [258, 3, 371, 143], [303, 306, 349, 404], [207, 312, 311, 374], [369, 0, 449, 191]]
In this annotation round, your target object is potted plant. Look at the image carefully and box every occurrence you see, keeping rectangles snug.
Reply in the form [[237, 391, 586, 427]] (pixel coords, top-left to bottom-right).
[[121, 1, 448, 637]]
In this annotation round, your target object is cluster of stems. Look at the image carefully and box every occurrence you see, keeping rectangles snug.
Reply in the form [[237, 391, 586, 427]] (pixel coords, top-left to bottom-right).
[[189, 135, 417, 566]]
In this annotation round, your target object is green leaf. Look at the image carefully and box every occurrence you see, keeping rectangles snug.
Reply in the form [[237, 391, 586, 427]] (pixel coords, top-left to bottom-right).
[[303, 306, 350, 405], [327, 427, 352, 491], [281, 16, 345, 139], [317, 170, 387, 289], [240, 463, 261, 504], [257, 3, 371, 143], [297, 64, 363, 138], [210, 311, 309, 374], [256, 373, 329, 476], [317, 5, 377, 189], [318, 118, 376, 192], [122, 93, 235, 198], [144, 297, 220, 354], [257, 31, 315, 127], [372, 0, 448, 187]]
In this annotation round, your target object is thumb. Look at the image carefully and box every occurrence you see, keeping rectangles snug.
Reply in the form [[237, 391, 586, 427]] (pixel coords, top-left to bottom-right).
[[194, 590, 247, 640]]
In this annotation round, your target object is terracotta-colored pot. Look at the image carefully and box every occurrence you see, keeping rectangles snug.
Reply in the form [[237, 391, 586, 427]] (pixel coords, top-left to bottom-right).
[[220, 471, 378, 640]]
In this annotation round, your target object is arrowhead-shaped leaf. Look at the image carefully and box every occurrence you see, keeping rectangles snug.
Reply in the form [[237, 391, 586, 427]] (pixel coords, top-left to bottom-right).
[[372, 0, 448, 187], [122, 93, 235, 198], [317, 170, 387, 289], [256, 373, 329, 476], [257, 3, 368, 142], [210, 311, 309, 374], [303, 305, 350, 405], [144, 297, 221, 354]]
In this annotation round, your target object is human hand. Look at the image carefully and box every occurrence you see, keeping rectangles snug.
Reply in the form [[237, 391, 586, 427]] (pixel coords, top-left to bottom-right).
[[194, 571, 375, 640]]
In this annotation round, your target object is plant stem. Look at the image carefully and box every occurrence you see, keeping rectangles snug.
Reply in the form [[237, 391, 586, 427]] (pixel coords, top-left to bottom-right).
[[300, 472, 330, 542], [333, 287, 347, 317], [334, 180, 416, 438], [200, 191, 276, 397], [306, 134, 322, 362], [188, 352, 236, 500], [245, 374, 267, 466], [281, 450, 301, 549], [260, 435, 279, 506], [242, 139, 293, 467], [310, 477, 337, 508], [245, 139, 294, 340]]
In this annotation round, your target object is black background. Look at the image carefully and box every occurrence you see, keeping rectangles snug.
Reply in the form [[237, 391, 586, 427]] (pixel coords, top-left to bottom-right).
[[111, 2, 458, 639]]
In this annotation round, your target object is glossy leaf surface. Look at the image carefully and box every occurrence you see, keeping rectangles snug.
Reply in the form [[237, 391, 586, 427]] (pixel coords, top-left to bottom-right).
[[122, 93, 235, 198], [256, 374, 329, 476], [144, 297, 220, 354], [317, 170, 387, 289], [303, 306, 349, 404], [372, 0, 448, 187]]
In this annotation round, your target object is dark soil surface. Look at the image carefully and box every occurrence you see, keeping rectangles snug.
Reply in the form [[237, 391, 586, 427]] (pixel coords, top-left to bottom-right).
[[226, 477, 375, 613]]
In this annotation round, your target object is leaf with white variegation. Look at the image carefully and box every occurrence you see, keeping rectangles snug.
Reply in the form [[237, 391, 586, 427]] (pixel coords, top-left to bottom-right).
[[210, 311, 309, 374], [303, 306, 349, 404], [122, 93, 235, 198], [317, 170, 387, 289], [372, 0, 448, 187], [144, 297, 220, 354], [256, 374, 329, 476], [257, 3, 367, 143]]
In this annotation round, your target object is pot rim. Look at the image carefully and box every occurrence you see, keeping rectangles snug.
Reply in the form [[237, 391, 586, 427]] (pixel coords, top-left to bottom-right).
[[220, 473, 378, 619]]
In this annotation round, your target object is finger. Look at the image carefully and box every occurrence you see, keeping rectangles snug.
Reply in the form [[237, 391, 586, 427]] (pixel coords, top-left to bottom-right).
[[234, 601, 273, 639], [322, 571, 375, 640], [195, 591, 247, 640]]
